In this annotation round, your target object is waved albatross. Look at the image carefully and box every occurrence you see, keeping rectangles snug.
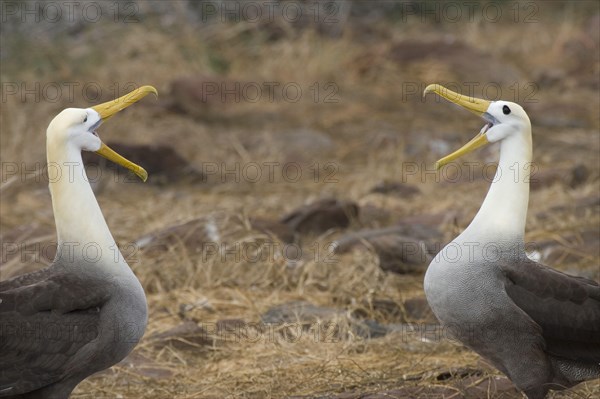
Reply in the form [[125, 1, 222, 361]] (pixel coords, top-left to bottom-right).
[[0, 86, 157, 398], [423, 84, 600, 399]]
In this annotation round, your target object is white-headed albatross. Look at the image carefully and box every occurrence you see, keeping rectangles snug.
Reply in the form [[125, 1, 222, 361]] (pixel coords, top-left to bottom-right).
[[423, 84, 600, 399], [0, 86, 157, 398]]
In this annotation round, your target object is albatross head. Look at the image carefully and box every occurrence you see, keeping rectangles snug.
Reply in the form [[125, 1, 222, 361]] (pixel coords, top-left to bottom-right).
[[423, 84, 531, 169], [47, 108, 103, 151], [47, 85, 158, 181]]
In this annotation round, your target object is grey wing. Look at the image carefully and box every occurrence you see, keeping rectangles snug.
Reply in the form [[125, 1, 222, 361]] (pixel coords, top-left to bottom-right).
[[0, 269, 112, 395], [0, 308, 101, 395], [0, 266, 54, 292], [1, 267, 112, 316], [500, 258, 600, 362]]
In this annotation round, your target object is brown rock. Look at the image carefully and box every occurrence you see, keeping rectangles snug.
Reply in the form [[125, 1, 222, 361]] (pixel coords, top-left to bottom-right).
[[281, 199, 359, 235], [149, 320, 211, 351], [358, 298, 437, 324], [168, 75, 246, 119], [135, 217, 219, 254], [369, 234, 430, 273], [137, 214, 293, 255], [402, 297, 437, 324], [214, 318, 251, 343], [357, 204, 396, 227], [370, 181, 421, 198], [333, 223, 444, 274], [355, 299, 403, 321], [82, 141, 203, 185], [570, 164, 590, 188], [261, 301, 341, 324], [249, 217, 296, 243], [116, 352, 173, 380], [397, 212, 459, 232], [261, 301, 390, 340]]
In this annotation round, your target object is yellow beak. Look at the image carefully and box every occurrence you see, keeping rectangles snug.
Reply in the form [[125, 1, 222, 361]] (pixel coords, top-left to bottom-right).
[[434, 133, 489, 170], [91, 85, 158, 182], [423, 84, 491, 169], [96, 143, 148, 182]]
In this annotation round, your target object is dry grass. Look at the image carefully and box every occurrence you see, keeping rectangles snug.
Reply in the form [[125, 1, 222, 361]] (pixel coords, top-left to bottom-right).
[[1, 1, 599, 398]]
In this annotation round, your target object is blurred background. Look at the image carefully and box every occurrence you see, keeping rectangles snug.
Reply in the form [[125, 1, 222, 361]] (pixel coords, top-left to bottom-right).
[[1, 1, 599, 397]]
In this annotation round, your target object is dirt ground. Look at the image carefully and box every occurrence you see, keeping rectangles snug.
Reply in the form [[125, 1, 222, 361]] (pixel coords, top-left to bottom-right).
[[1, 1, 599, 398]]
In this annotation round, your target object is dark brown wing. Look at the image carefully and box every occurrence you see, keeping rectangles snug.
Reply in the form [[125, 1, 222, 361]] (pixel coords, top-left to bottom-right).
[[500, 258, 600, 362], [0, 267, 54, 292], [0, 266, 111, 395], [1, 265, 112, 316], [0, 308, 101, 395]]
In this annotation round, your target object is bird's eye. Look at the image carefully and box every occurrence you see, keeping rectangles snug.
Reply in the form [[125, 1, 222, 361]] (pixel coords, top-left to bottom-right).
[[502, 105, 511, 115], [83, 116, 88, 123]]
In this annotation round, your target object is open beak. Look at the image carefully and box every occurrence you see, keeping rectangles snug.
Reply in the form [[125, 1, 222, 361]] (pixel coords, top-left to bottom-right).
[[423, 84, 492, 169], [91, 86, 157, 182]]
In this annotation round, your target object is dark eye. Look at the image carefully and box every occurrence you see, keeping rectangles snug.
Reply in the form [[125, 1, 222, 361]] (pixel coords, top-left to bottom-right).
[[83, 116, 88, 123], [502, 105, 511, 115]]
